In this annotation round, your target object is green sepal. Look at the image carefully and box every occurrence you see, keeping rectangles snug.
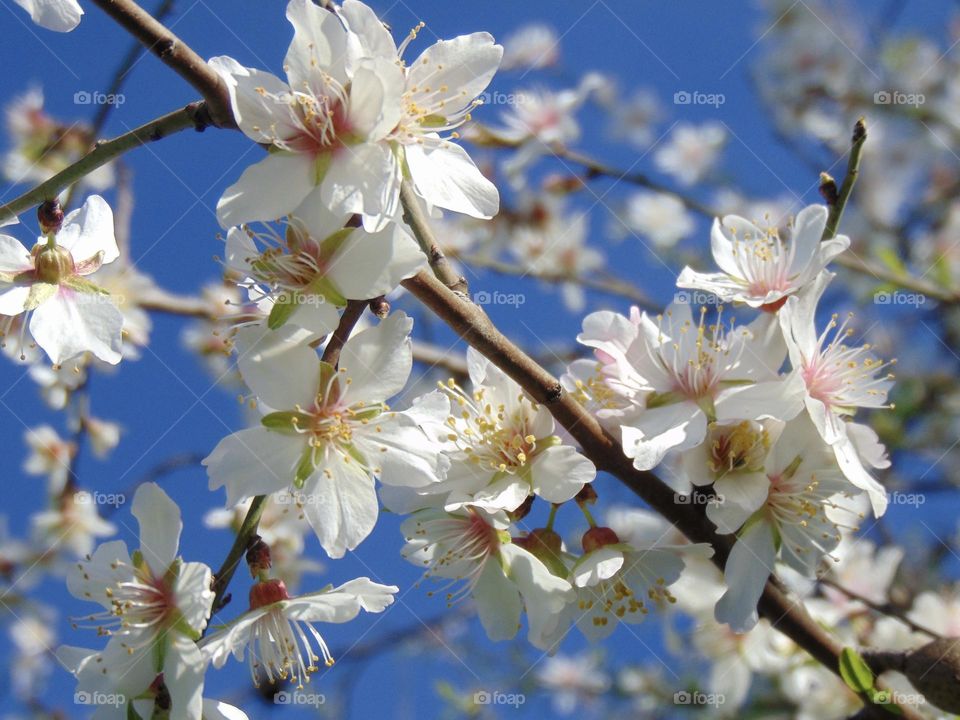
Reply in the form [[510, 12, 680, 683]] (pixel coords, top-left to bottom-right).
[[268, 293, 298, 330], [839, 646, 876, 694]]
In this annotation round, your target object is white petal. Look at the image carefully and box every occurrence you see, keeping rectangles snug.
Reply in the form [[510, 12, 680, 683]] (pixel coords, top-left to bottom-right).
[[833, 435, 888, 517], [715, 375, 805, 423], [714, 520, 775, 632], [786, 204, 828, 276], [13, 0, 82, 31], [233, 323, 319, 410], [340, 0, 397, 60], [620, 402, 707, 471], [217, 152, 315, 229], [339, 311, 412, 404], [572, 547, 625, 587], [57, 195, 118, 266], [529, 445, 595, 504], [348, 58, 402, 140], [353, 413, 447, 487], [208, 57, 298, 144], [405, 142, 499, 219], [300, 458, 378, 558], [284, 0, 350, 89], [204, 427, 304, 506], [502, 543, 573, 650], [173, 561, 214, 635], [707, 472, 770, 534], [327, 224, 425, 300], [0, 234, 32, 272], [473, 556, 522, 641], [319, 142, 401, 222], [406, 33, 502, 114], [201, 700, 249, 720], [29, 288, 123, 365], [163, 637, 206, 720], [132, 482, 182, 573]]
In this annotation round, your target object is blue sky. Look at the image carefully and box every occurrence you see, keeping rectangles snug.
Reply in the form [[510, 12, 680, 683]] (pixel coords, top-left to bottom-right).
[[1, 0, 959, 718]]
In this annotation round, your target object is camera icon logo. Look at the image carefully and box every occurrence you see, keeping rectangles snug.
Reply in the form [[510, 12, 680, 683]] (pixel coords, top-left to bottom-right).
[[473, 691, 491, 705]]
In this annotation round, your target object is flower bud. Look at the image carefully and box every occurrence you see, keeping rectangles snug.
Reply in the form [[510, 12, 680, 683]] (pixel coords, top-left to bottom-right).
[[581, 526, 620, 553], [575, 484, 598, 506], [249, 578, 289, 610], [369, 295, 390, 319], [245, 535, 272, 577], [37, 199, 64, 235], [32, 244, 75, 284], [514, 528, 566, 577]]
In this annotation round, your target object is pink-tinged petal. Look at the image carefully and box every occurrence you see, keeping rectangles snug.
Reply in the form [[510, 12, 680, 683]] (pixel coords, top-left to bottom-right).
[[620, 401, 707, 470], [339, 311, 412, 404], [29, 288, 123, 365], [405, 141, 499, 219], [13, 0, 82, 31], [786, 204, 828, 276], [217, 152, 316, 229], [57, 196, 118, 266], [406, 33, 503, 114], [204, 427, 304, 506], [714, 519, 775, 632], [284, 0, 350, 89], [300, 458, 378, 558], [209, 57, 299, 144], [132, 482, 182, 574], [327, 224, 425, 300]]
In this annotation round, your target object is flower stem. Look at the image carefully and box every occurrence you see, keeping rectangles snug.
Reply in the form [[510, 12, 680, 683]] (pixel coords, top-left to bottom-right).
[[545, 503, 559, 531], [210, 494, 267, 617]]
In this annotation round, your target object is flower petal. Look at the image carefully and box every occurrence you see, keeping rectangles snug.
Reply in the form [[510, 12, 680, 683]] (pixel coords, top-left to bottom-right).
[[405, 141, 499, 219]]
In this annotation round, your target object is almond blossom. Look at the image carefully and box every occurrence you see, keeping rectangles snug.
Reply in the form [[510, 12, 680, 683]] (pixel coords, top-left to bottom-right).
[[224, 206, 424, 336], [0, 195, 123, 365], [201, 577, 397, 689], [779, 271, 894, 514], [677, 204, 850, 310], [415, 347, 595, 513], [204, 312, 449, 558], [56, 483, 214, 720], [710, 417, 855, 631], [400, 504, 573, 650], [339, 0, 502, 218], [577, 302, 803, 471], [211, 0, 405, 230]]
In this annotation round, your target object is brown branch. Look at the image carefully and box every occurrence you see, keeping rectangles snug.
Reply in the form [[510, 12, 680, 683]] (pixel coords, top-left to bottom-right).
[[399, 268, 918, 719], [88, 0, 235, 128], [400, 181, 469, 294], [321, 300, 367, 367], [819, 577, 942, 640]]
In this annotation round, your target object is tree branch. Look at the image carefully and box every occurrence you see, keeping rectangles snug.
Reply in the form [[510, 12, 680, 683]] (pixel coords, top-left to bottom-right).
[[400, 181, 469, 294], [89, 0, 234, 128], [0, 102, 210, 221], [210, 494, 266, 616]]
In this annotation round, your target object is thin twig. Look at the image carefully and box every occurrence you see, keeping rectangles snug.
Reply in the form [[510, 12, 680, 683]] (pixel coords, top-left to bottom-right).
[[823, 118, 867, 241], [88, 0, 234, 127], [210, 495, 267, 616], [400, 181, 469, 294], [321, 300, 367, 367], [0, 102, 210, 221], [819, 578, 942, 640]]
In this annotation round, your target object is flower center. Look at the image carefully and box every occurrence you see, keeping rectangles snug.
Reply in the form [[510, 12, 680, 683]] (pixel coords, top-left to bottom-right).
[[33, 243, 75, 284]]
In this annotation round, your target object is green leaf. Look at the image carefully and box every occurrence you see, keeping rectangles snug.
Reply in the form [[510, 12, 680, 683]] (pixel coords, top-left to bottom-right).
[[839, 647, 876, 694]]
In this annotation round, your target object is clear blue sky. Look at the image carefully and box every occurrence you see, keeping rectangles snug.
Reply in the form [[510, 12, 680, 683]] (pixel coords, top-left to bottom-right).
[[1, 1, 959, 717]]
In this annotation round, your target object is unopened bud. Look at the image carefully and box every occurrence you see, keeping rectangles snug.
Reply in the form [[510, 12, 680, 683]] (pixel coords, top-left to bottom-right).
[[37, 199, 64, 235], [245, 535, 272, 577], [32, 244, 75, 284], [514, 528, 565, 577], [582, 526, 620, 553], [249, 578, 289, 610], [369, 296, 390, 319], [507, 495, 535, 522], [575, 485, 598, 506], [819, 172, 838, 206]]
